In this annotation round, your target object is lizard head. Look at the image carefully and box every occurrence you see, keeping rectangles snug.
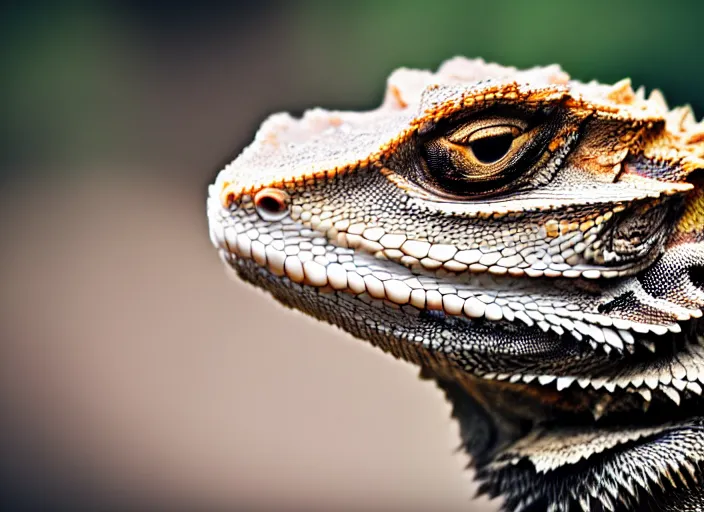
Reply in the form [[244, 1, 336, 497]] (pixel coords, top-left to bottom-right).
[[208, 58, 704, 509], [209, 57, 704, 359]]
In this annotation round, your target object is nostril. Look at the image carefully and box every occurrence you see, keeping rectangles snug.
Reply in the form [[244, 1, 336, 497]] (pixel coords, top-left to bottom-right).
[[254, 188, 290, 221], [257, 195, 283, 213]]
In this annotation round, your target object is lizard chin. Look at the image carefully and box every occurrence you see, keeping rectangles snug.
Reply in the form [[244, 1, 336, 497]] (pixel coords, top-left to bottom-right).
[[222, 246, 704, 510]]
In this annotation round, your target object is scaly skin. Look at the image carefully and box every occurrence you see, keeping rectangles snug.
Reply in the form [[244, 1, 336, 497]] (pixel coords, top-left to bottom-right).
[[207, 58, 704, 511]]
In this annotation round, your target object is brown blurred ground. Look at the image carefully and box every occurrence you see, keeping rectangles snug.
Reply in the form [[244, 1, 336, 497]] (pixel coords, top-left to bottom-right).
[[0, 176, 496, 511], [3, 1, 704, 510], [0, 3, 502, 510]]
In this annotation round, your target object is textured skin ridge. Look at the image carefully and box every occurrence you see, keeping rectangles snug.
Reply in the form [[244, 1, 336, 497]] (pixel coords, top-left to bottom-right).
[[218, 57, 702, 203], [208, 57, 704, 511]]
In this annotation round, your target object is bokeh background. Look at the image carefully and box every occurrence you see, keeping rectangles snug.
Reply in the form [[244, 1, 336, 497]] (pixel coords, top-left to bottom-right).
[[3, 1, 704, 510]]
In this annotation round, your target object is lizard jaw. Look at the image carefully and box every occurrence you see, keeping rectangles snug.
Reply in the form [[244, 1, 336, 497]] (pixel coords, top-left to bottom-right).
[[208, 186, 702, 358]]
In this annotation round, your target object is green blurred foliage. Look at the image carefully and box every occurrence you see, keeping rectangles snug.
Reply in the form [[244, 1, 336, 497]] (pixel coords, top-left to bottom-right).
[[290, 0, 704, 105], [3, 0, 704, 180]]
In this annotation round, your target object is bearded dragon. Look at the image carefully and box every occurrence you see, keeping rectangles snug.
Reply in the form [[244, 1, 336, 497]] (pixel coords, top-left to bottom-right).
[[207, 57, 704, 511]]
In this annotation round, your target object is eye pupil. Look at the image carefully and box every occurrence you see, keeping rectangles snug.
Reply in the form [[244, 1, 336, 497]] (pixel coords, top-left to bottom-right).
[[469, 133, 514, 164]]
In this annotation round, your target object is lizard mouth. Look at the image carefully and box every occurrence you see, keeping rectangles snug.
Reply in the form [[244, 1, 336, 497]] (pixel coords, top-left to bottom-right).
[[208, 187, 703, 356], [211, 218, 704, 408]]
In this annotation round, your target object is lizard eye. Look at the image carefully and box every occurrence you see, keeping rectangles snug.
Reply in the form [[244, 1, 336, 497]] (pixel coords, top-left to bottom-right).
[[447, 118, 527, 167], [419, 114, 553, 198]]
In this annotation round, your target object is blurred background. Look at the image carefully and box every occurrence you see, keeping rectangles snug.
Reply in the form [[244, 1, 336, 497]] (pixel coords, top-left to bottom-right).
[[2, 1, 704, 510]]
